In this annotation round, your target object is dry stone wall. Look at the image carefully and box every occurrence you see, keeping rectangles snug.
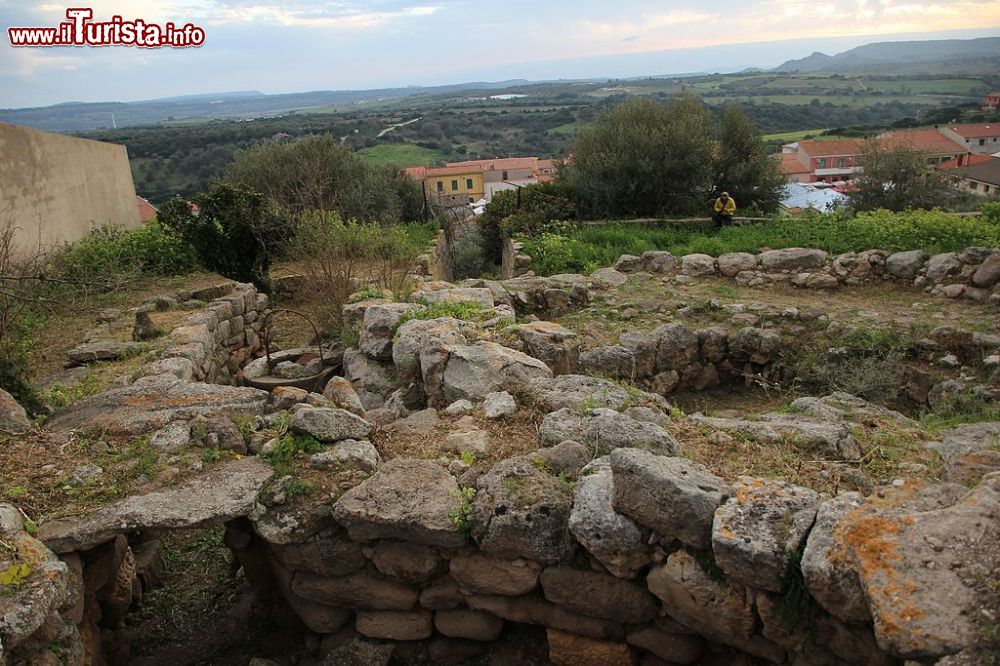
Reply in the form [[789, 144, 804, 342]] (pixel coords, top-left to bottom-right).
[[8, 249, 1000, 665]]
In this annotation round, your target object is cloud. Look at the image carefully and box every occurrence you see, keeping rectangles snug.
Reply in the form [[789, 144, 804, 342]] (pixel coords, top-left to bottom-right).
[[30, 1, 445, 29]]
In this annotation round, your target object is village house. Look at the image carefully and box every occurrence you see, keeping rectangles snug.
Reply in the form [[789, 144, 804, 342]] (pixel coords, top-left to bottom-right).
[[779, 139, 864, 184], [937, 153, 1000, 196], [939, 123, 1000, 155], [983, 91, 1000, 112], [404, 155, 558, 206]]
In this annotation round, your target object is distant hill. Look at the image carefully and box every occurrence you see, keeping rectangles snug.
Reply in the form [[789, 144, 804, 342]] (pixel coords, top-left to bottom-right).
[[775, 37, 1000, 73], [0, 80, 530, 133]]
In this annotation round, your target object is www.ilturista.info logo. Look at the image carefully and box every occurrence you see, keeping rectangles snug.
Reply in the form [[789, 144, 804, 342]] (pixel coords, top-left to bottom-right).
[[8, 8, 205, 48]]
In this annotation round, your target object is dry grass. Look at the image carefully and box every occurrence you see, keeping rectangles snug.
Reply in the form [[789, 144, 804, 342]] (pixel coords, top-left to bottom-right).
[[371, 410, 544, 465], [0, 429, 236, 524]]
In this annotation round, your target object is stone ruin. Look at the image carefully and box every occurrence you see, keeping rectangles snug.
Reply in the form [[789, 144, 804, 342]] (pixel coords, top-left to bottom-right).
[[2, 245, 999, 665]]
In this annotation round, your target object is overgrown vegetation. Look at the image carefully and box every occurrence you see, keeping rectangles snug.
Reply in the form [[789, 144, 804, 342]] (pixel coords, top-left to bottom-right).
[[518, 207, 1000, 275]]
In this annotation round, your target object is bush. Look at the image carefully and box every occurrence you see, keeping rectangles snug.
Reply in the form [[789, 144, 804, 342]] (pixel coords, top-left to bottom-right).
[[52, 221, 198, 285], [450, 226, 495, 279], [292, 213, 434, 336], [478, 182, 577, 265], [517, 209, 1000, 275], [159, 182, 291, 292]]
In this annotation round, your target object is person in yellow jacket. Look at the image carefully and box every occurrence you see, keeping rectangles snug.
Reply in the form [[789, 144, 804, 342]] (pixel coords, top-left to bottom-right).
[[713, 192, 736, 228]]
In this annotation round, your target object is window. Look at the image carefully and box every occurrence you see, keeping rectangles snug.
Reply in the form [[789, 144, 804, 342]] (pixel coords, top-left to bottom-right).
[[436, 181, 443, 192], [451, 180, 458, 191], [838, 158, 847, 168], [502, 170, 509, 180], [979, 139, 986, 146], [466, 178, 474, 189], [817, 158, 826, 168]]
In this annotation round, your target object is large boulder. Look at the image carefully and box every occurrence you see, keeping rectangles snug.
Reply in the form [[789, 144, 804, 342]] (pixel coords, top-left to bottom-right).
[[40, 458, 273, 553], [643, 250, 678, 274], [972, 253, 1000, 288], [392, 317, 468, 383], [46, 374, 269, 435], [800, 492, 869, 623], [568, 459, 650, 579], [437, 342, 552, 405], [831, 475, 1000, 659], [332, 459, 465, 548], [931, 421, 1000, 485], [717, 252, 757, 277], [343, 348, 399, 409], [759, 247, 828, 272], [359, 303, 423, 361], [413, 287, 495, 308], [647, 550, 785, 662], [471, 457, 575, 564], [728, 326, 782, 365], [711, 478, 819, 593], [578, 345, 638, 380], [885, 250, 926, 280], [290, 407, 373, 443], [651, 323, 699, 371], [925, 252, 962, 283], [680, 254, 716, 277], [610, 449, 729, 549], [0, 388, 30, 433], [66, 340, 144, 365], [511, 321, 579, 375], [540, 408, 679, 457]]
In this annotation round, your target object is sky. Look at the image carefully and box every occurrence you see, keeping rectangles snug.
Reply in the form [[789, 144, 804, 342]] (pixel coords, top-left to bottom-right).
[[2, 0, 1000, 108]]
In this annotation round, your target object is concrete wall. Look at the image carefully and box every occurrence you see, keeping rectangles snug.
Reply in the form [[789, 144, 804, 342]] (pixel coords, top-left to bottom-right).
[[0, 122, 140, 252]]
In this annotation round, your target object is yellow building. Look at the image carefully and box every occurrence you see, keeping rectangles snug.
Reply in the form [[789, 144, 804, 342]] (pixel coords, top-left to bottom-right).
[[416, 165, 485, 203]]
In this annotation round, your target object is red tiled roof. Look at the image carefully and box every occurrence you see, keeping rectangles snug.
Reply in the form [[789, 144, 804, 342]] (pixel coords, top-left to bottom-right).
[[447, 157, 538, 171], [879, 129, 965, 155], [795, 139, 864, 158], [780, 153, 811, 175], [945, 123, 1000, 139], [937, 153, 995, 170], [424, 164, 484, 178], [403, 166, 427, 180], [136, 196, 157, 222]]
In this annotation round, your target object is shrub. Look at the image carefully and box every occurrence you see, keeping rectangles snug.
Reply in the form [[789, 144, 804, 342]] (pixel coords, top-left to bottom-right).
[[292, 213, 434, 336], [158, 182, 291, 292], [478, 182, 577, 265], [52, 221, 198, 285], [450, 226, 495, 280], [517, 209, 1000, 276]]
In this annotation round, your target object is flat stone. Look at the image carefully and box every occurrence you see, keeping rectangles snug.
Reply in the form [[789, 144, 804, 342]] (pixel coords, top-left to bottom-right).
[[711, 478, 819, 593], [540, 566, 656, 623], [759, 247, 827, 271], [591, 268, 628, 288], [370, 541, 444, 584], [356, 609, 433, 640], [40, 458, 273, 553], [308, 439, 380, 473], [483, 391, 517, 419], [46, 374, 269, 435], [626, 619, 704, 665], [610, 449, 729, 549], [524, 375, 667, 413], [291, 407, 373, 443], [434, 609, 504, 641], [465, 594, 623, 640], [680, 254, 716, 276], [67, 340, 144, 365], [540, 408, 679, 457], [438, 342, 552, 405], [546, 629, 636, 666], [450, 553, 542, 596], [333, 459, 465, 548], [293, 570, 418, 610]]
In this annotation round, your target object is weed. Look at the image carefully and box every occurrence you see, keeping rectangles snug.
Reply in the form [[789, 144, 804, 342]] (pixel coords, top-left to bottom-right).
[[284, 478, 315, 499], [41, 372, 106, 410], [202, 448, 222, 464], [349, 288, 387, 303], [3, 486, 27, 499], [460, 451, 477, 466], [448, 487, 477, 536], [399, 300, 490, 326]]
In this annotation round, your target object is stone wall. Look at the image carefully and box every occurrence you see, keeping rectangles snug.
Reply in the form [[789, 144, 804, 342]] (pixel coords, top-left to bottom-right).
[[137, 282, 268, 385], [0, 121, 141, 252], [416, 230, 454, 283], [603, 246, 1000, 305], [501, 237, 532, 280]]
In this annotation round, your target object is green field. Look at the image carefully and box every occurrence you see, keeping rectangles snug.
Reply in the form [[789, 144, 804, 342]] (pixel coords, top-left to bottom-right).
[[863, 78, 985, 94], [763, 129, 850, 142], [357, 143, 446, 166]]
